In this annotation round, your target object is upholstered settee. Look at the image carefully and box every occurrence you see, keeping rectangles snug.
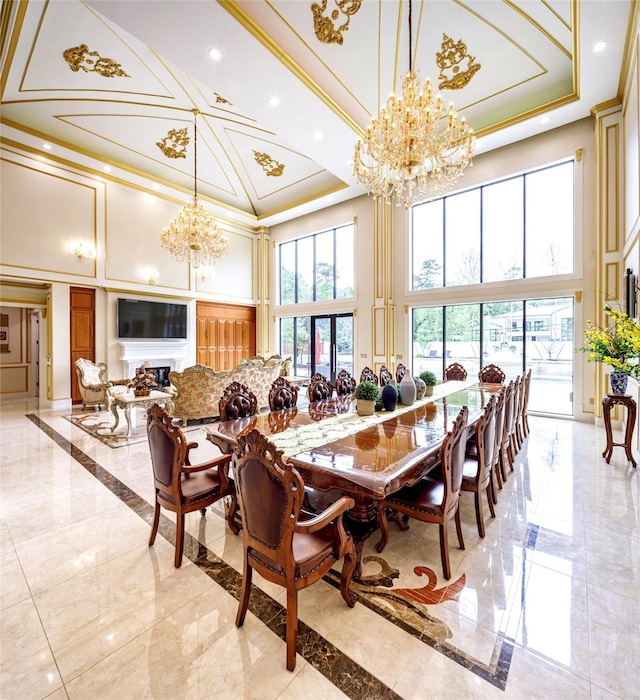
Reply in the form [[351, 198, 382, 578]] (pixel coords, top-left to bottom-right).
[[168, 355, 290, 425]]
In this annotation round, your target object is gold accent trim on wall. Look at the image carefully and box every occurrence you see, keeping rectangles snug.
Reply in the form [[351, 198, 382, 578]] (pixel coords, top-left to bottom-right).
[[574, 290, 582, 303], [605, 262, 619, 301], [0, 366, 29, 394], [604, 123, 620, 254], [575, 147, 583, 163]]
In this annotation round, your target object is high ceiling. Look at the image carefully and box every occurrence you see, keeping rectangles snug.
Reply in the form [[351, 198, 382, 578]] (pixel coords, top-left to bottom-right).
[[0, 0, 633, 228]]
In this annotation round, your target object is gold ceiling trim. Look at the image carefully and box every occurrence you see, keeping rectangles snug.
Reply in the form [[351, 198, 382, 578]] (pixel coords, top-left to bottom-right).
[[0, 133, 258, 227], [18, 2, 174, 99], [540, 0, 571, 31], [502, 0, 572, 60], [219, 0, 364, 137], [224, 127, 331, 202], [617, 0, 640, 102], [156, 127, 189, 159], [311, 0, 363, 46], [1, 0, 27, 97], [103, 287, 196, 303], [255, 182, 349, 222], [53, 112, 239, 197], [214, 93, 232, 105], [62, 44, 131, 78]]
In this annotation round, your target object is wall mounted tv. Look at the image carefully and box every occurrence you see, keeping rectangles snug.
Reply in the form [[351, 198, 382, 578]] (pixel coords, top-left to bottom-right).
[[116, 298, 187, 339]]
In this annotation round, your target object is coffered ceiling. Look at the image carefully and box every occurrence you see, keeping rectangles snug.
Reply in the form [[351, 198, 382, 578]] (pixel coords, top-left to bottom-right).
[[0, 0, 634, 227]]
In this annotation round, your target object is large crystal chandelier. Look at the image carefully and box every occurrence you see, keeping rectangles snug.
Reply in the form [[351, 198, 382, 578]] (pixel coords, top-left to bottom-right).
[[353, 1, 474, 210], [161, 110, 228, 269]]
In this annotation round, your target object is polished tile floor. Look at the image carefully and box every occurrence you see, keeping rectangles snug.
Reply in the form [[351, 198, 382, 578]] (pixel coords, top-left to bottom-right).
[[1, 398, 638, 699]]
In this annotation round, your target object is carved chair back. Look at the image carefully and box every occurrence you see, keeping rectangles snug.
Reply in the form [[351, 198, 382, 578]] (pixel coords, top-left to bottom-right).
[[359, 366, 378, 385], [268, 376, 299, 411], [478, 363, 506, 385], [307, 373, 333, 402], [379, 365, 394, 387], [335, 369, 356, 396], [219, 382, 258, 421], [444, 362, 468, 382]]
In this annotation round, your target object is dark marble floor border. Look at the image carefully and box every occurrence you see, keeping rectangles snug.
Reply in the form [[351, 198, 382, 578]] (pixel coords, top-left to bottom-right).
[[28, 415, 401, 700]]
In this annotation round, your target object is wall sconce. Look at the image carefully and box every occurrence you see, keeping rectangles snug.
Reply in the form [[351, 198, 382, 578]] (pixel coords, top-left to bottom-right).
[[147, 269, 159, 286], [71, 242, 95, 262], [199, 266, 213, 282]]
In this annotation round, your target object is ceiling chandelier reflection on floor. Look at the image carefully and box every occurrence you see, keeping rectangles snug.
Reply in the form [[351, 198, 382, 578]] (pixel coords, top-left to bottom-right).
[[353, 1, 475, 210], [161, 109, 228, 269]]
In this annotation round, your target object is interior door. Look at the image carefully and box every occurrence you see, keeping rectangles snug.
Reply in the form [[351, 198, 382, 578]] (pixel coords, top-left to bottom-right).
[[196, 301, 256, 370], [70, 286, 95, 404]]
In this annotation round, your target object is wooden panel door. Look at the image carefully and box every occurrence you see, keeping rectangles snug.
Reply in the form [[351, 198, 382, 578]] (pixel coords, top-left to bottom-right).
[[196, 302, 256, 371], [70, 286, 95, 404]]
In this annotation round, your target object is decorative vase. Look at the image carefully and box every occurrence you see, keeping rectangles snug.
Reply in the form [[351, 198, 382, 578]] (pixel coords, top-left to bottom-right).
[[414, 376, 426, 400], [380, 384, 398, 411], [134, 389, 151, 397], [356, 399, 376, 416], [609, 370, 628, 395], [399, 373, 416, 406]]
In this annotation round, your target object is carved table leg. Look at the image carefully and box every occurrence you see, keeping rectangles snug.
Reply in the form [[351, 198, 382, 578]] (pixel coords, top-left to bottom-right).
[[602, 396, 614, 463], [110, 400, 121, 433]]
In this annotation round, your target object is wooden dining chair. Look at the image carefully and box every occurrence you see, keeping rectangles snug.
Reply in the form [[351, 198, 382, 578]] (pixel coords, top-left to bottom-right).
[[520, 369, 532, 439], [146, 404, 233, 567], [268, 376, 299, 411], [232, 429, 357, 671], [359, 366, 378, 385], [335, 369, 356, 396], [478, 363, 506, 384], [307, 372, 333, 402], [379, 365, 394, 387], [218, 382, 258, 421], [500, 380, 517, 475], [395, 363, 407, 383], [461, 396, 497, 537], [444, 362, 468, 381], [375, 406, 468, 580]]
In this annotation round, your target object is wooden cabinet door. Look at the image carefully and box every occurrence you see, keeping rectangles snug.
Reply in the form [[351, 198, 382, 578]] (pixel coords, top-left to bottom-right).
[[70, 287, 95, 404], [196, 302, 256, 371]]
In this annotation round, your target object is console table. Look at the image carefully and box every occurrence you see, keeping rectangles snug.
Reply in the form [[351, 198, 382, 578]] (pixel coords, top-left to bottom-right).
[[602, 394, 637, 468]]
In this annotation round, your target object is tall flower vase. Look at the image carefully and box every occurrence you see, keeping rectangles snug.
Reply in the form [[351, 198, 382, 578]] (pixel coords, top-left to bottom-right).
[[399, 373, 416, 406], [609, 370, 628, 395]]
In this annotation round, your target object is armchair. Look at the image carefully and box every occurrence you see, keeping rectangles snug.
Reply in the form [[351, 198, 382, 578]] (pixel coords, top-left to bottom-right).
[[74, 357, 128, 410]]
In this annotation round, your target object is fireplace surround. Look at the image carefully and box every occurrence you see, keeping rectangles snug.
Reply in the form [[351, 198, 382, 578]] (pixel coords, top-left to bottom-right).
[[119, 341, 189, 379]]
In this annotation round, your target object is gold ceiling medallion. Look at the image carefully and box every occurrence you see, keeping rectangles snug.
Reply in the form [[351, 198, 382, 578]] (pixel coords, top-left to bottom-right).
[[156, 128, 190, 159], [253, 150, 285, 177], [436, 34, 480, 91], [312, 0, 362, 45], [63, 44, 130, 78], [214, 93, 232, 105]]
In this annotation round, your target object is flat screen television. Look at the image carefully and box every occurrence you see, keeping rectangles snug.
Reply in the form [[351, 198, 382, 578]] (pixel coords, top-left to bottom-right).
[[117, 298, 187, 339]]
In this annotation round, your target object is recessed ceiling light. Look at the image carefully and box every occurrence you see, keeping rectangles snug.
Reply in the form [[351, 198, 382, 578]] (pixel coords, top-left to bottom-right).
[[593, 41, 607, 53], [208, 48, 222, 61], [313, 131, 323, 141], [152, 184, 160, 191], [540, 116, 550, 125], [269, 96, 280, 107], [42, 143, 52, 150], [103, 165, 111, 173]]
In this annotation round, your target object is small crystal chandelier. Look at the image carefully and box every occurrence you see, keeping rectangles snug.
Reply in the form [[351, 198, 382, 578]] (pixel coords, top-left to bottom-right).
[[161, 109, 228, 268], [353, 1, 474, 209]]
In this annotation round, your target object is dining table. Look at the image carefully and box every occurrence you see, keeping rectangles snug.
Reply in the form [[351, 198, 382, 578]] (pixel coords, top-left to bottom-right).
[[205, 380, 501, 577]]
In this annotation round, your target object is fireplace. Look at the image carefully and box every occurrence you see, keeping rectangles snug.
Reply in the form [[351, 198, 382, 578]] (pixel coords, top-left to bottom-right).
[[148, 366, 172, 388], [119, 341, 189, 379]]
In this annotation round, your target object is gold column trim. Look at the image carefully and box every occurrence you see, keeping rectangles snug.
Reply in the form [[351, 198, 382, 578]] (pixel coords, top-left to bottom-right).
[[575, 147, 583, 163], [574, 290, 582, 303]]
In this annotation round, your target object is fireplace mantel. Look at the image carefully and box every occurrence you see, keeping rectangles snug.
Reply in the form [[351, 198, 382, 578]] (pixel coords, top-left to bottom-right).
[[119, 341, 189, 378]]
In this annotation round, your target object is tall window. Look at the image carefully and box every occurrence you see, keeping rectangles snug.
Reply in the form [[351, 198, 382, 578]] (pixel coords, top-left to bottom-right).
[[412, 160, 574, 289], [412, 297, 574, 416], [279, 223, 354, 304]]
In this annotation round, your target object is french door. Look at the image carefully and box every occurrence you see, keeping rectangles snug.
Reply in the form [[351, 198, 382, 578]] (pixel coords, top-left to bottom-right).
[[281, 313, 353, 383]]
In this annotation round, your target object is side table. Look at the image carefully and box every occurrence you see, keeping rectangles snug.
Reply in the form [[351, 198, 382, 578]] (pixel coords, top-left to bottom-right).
[[602, 394, 637, 468], [109, 389, 174, 437]]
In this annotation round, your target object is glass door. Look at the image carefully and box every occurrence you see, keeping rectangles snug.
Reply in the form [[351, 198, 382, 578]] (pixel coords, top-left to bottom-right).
[[281, 314, 353, 383], [311, 314, 354, 383]]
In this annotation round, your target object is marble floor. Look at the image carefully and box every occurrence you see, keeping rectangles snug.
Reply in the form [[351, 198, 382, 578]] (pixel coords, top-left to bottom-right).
[[1, 398, 638, 699]]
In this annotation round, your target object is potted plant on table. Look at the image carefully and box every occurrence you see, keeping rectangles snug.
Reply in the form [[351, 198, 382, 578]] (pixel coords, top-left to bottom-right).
[[354, 380, 379, 416], [577, 305, 640, 394], [419, 370, 437, 397], [129, 361, 159, 397]]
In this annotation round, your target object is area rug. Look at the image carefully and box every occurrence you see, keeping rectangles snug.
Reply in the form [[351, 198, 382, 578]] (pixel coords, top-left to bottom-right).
[[65, 409, 210, 448]]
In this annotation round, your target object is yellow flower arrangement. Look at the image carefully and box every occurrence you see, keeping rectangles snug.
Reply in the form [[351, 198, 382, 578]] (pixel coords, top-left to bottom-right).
[[578, 305, 640, 377]]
